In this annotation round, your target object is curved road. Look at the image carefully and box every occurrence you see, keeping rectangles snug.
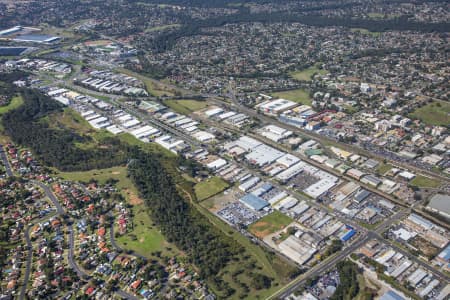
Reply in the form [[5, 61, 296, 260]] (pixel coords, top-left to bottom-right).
[[30, 181, 139, 299]]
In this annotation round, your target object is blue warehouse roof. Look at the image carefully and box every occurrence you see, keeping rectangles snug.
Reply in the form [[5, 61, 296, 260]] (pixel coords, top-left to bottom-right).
[[240, 194, 269, 211]]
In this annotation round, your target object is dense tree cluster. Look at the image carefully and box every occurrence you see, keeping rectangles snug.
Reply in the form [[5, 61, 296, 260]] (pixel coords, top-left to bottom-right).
[[128, 151, 245, 279], [149, 11, 449, 53], [331, 260, 360, 300], [2, 88, 135, 171], [0, 71, 28, 103]]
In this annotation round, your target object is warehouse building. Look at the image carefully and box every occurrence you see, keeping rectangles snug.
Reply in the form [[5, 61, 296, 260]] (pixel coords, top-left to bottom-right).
[[245, 144, 284, 167], [427, 194, 450, 219], [239, 176, 261, 192], [361, 174, 382, 187], [239, 194, 269, 211], [257, 98, 298, 115], [278, 235, 317, 265], [304, 178, 338, 199]]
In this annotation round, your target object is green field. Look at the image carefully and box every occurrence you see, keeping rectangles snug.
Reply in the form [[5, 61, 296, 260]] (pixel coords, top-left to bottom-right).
[[0, 96, 24, 143], [0, 96, 23, 115], [410, 175, 441, 188], [376, 163, 393, 175], [272, 89, 312, 106], [409, 101, 450, 126], [163, 99, 209, 115], [350, 28, 382, 37], [367, 12, 384, 19], [145, 24, 180, 32], [248, 211, 293, 238], [194, 176, 230, 201], [289, 66, 327, 81], [116, 205, 178, 257], [193, 199, 297, 299], [118, 68, 174, 97]]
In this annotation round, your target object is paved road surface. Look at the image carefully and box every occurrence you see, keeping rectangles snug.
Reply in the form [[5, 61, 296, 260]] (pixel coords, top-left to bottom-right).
[[0, 145, 13, 177], [19, 224, 33, 300]]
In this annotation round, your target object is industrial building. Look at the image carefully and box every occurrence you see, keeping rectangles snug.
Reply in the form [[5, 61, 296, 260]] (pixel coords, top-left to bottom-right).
[[257, 98, 298, 115], [245, 144, 284, 167], [304, 178, 338, 199], [239, 194, 269, 211], [427, 194, 450, 219], [278, 235, 317, 265]]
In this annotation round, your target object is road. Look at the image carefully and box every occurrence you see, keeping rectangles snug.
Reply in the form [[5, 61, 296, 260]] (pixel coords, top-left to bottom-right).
[[0, 144, 13, 177], [207, 88, 448, 182], [47, 68, 449, 299], [269, 234, 372, 299], [69, 78, 450, 299], [29, 181, 141, 298], [115, 289, 140, 300], [19, 224, 33, 300], [108, 212, 147, 260]]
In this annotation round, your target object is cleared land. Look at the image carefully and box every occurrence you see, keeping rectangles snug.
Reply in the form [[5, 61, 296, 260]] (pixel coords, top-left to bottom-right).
[[248, 211, 293, 238], [163, 99, 209, 115], [118, 67, 174, 97], [289, 66, 327, 81], [376, 163, 393, 175], [0, 95, 23, 115], [410, 175, 441, 188], [272, 89, 312, 106], [409, 101, 450, 126], [190, 194, 297, 299], [116, 205, 179, 257], [0, 95, 24, 143], [194, 176, 230, 201], [145, 24, 180, 32], [350, 28, 382, 37]]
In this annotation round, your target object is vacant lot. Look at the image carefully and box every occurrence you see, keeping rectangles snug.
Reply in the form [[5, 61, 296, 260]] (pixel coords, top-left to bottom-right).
[[377, 163, 393, 175], [350, 28, 382, 37], [289, 66, 327, 81], [163, 99, 209, 115], [248, 211, 293, 238], [118, 67, 174, 97], [409, 101, 450, 126], [194, 176, 230, 201], [409, 235, 440, 259], [410, 175, 441, 188], [272, 89, 312, 106]]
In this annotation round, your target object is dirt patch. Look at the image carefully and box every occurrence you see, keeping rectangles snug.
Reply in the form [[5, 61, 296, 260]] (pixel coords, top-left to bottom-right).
[[125, 188, 143, 205], [249, 221, 272, 238], [112, 171, 120, 175]]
